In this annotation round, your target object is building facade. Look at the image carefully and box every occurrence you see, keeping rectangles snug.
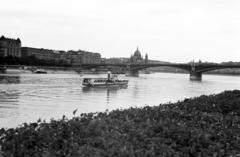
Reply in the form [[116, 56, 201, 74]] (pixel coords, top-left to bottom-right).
[[21, 47, 60, 61], [102, 57, 129, 64], [0, 35, 102, 65], [81, 51, 101, 64], [0, 35, 21, 57], [65, 50, 101, 65], [21, 47, 101, 65]]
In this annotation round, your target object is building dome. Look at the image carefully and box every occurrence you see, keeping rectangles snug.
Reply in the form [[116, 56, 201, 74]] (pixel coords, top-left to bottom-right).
[[130, 47, 144, 63], [133, 47, 141, 58], [0, 35, 5, 40]]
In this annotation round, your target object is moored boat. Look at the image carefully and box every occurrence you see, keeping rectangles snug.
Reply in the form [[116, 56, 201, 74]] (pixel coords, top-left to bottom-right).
[[33, 69, 47, 74], [82, 72, 128, 87]]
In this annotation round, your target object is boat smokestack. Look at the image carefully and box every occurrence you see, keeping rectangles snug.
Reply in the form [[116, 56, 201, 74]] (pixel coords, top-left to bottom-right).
[[107, 71, 111, 80]]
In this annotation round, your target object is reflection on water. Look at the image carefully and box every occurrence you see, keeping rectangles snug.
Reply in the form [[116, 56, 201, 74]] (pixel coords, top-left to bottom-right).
[[0, 74, 20, 84], [82, 86, 128, 105], [0, 72, 240, 128], [0, 90, 20, 104], [0, 89, 20, 126], [0, 74, 20, 105]]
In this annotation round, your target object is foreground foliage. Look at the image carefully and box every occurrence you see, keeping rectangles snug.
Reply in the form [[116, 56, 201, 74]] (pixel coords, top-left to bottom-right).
[[1, 90, 240, 157]]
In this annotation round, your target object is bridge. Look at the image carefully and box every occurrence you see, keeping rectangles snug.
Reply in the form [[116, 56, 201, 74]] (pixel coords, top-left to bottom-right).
[[77, 63, 240, 80], [1, 63, 240, 80]]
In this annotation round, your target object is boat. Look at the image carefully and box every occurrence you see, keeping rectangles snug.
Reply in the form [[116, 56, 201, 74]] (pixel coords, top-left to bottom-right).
[[82, 72, 128, 87], [33, 69, 47, 74]]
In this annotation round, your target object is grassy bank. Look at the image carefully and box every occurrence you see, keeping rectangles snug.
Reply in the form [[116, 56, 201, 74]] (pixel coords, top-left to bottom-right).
[[1, 90, 240, 157]]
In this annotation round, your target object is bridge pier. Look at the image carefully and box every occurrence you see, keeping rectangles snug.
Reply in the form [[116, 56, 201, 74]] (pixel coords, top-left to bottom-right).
[[126, 70, 139, 77], [190, 71, 202, 81]]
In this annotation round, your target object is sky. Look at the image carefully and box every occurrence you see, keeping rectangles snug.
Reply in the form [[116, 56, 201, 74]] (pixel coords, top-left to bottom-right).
[[0, 0, 240, 63]]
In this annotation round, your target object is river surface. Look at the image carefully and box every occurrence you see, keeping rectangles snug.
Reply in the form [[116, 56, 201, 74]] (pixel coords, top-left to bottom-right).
[[0, 72, 240, 128]]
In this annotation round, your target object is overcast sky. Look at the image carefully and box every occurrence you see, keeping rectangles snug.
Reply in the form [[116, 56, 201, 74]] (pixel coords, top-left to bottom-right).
[[1, 0, 240, 63]]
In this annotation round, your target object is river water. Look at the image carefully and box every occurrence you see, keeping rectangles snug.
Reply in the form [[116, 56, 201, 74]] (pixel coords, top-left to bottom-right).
[[0, 71, 240, 128]]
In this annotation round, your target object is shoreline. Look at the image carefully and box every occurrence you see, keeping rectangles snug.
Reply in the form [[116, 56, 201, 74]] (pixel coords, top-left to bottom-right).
[[0, 90, 240, 156]]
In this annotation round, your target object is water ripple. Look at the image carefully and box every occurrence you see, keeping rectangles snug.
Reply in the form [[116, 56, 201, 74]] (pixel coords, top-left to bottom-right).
[[0, 73, 240, 128]]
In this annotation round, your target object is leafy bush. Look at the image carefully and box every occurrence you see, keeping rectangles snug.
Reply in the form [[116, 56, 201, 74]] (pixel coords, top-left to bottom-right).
[[1, 90, 240, 157]]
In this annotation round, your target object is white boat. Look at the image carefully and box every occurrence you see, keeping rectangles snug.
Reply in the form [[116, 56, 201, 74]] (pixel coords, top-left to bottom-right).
[[82, 72, 128, 87]]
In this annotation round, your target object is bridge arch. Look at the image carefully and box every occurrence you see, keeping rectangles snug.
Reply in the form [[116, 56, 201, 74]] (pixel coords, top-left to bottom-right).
[[77, 63, 240, 81], [79, 64, 127, 69], [197, 66, 240, 73], [130, 64, 191, 72]]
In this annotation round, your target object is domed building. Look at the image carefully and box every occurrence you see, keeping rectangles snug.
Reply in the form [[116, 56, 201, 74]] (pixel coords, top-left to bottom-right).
[[130, 47, 148, 64]]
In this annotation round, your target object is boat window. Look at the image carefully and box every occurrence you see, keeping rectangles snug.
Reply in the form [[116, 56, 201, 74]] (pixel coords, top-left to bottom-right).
[[93, 79, 106, 83]]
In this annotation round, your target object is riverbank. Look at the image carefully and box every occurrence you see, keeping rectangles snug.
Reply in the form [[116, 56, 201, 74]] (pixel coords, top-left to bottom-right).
[[1, 90, 240, 156]]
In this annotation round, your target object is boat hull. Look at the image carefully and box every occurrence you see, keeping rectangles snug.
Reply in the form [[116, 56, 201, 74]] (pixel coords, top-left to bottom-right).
[[82, 78, 128, 87], [83, 81, 128, 87], [35, 71, 47, 74]]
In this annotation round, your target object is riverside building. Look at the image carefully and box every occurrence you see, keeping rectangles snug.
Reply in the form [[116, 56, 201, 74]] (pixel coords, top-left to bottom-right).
[[0, 35, 21, 57], [21, 47, 101, 65], [21, 47, 61, 61], [0, 35, 102, 65], [66, 50, 101, 65]]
